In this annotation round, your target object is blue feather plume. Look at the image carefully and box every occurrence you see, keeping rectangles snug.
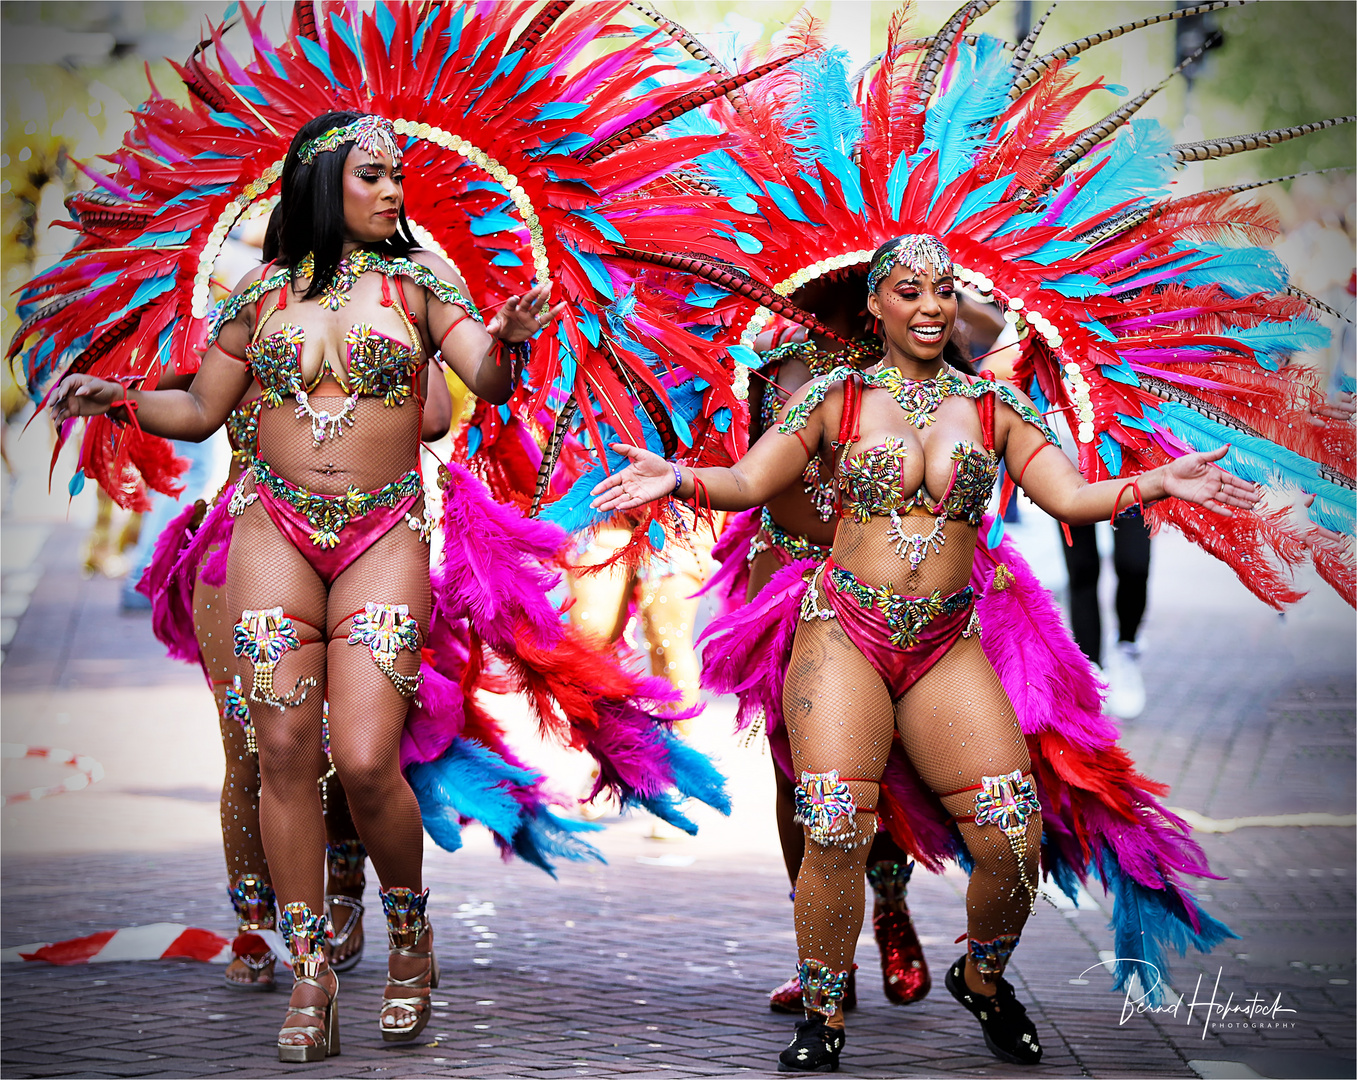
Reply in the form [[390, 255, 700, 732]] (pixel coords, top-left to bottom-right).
[[407, 738, 603, 874], [1147, 402, 1355, 534], [919, 36, 1011, 215], [1093, 852, 1237, 1005], [1052, 119, 1174, 228], [780, 49, 863, 214]]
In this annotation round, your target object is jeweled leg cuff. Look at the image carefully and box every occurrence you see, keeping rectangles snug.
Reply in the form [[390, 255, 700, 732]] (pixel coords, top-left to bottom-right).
[[798, 958, 851, 1017], [793, 769, 878, 849], [347, 603, 423, 698], [380, 886, 430, 949], [228, 874, 276, 932], [968, 933, 1020, 978], [233, 608, 317, 710], [279, 901, 330, 979]]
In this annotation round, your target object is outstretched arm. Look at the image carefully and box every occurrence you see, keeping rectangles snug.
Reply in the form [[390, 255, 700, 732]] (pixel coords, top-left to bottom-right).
[[591, 378, 837, 513], [1002, 395, 1261, 523]]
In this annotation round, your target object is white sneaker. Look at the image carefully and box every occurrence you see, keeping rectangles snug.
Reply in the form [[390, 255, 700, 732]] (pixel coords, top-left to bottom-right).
[[1104, 641, 1146, 719]]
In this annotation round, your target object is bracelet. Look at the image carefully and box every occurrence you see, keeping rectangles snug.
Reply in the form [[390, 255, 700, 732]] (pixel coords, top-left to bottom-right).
[[671, 462, 683, 494], [1111, 480, 1145, 525]]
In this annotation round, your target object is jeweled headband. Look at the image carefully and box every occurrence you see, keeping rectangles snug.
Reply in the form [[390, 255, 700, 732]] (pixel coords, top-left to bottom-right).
[[866, 234, 954, 293], [298, 115, 402, 166]]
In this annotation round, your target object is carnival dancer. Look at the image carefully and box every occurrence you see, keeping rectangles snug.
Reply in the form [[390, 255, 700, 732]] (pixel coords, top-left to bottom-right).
[[706, 275, 935, 1012], [593, 232, 1266, 1071], [135, 339, 456, 990], [44, 107, 731, 1060]]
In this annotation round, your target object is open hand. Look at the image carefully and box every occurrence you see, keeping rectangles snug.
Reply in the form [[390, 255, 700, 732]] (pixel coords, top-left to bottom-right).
[[49, 375, 126, 425], [487, 282, 566, 344], [590, 443, 677, 512], [1161, 445, 1262, 516]]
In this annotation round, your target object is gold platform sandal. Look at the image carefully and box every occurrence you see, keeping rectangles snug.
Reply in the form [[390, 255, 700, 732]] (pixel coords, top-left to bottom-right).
[[277, 902, 340, 1063], [379, 887, 439, 1043]]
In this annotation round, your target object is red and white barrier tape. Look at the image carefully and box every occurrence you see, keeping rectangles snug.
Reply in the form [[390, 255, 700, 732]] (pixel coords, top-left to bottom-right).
[[1, 923, 231, 964], [2, 743, 104, 806]]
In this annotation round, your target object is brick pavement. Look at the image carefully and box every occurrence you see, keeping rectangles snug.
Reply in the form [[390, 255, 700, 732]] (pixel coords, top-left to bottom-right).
[[1, 521, 1353, 1079]]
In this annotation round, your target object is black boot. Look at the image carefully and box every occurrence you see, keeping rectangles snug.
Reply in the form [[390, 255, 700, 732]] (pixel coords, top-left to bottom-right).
[[945, 955, 1042, 1065], [778, 1014, 845, 1073]]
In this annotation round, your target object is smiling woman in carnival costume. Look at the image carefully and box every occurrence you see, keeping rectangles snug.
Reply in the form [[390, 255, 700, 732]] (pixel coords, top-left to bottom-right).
[[591, 0, 1355, 1070]]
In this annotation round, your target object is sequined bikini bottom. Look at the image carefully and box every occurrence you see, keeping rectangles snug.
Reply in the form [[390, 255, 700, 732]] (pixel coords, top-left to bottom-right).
[[748, 507, 833, 566], [800, 558, 979, 700], [231, 457, 422, 585]]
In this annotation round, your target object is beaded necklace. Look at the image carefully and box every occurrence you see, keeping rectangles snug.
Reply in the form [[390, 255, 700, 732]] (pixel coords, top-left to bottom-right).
[[864, 366, 971, 428]]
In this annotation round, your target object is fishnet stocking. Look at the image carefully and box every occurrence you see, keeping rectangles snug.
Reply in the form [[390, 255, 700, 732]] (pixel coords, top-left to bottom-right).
[[195, 567, 266, 891], [782, 551, 1040, 1018]]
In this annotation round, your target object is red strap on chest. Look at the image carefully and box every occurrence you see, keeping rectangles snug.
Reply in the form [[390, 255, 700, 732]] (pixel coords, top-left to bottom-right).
[[837, 373, 863, 446], [976, 371, 997, 454]]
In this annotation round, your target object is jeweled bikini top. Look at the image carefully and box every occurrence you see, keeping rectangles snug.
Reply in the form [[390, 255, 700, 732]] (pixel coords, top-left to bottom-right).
[[777, 365, 1058, 570], [207, 251, 480, 445]]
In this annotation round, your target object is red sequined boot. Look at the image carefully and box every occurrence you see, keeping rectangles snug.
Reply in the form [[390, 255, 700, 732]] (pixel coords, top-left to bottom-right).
[[868, 860, 930, 1004]]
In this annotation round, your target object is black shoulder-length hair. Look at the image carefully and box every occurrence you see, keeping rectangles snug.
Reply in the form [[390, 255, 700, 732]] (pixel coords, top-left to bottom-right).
[[866, 237, 972, 374], [262, 111, 419, 302]]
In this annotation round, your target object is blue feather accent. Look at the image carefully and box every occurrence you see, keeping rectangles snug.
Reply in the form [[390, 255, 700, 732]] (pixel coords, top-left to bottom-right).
[[569, 248, 615, 300], [1081, 319, 1118, 343], [209, 109, 256, 133], [1055, 120, 1174, 227], [647, 519, 666, 551], [1099, 362, 1140, 387], [571, 210, 623, 243], [985, 513, 1005, 549], [374, 3, 396, 52], [635, 792, 698, 834], [1098, 432, 1123, 474], [1042, 274, 1106, 297], [764, 181, 819, 225], [413, 8, 439, 57], [468, 208, 519, 236], [407, 738, 604, 873], [1224, 319, 1330, 370], [919, 36, 1011, 215], [780, 49, 863, 213], [533, 100, 588, 121], [68, 469, 86, 498], [1148, 402, 1355, 534], [951, 173, 1013, 229], [296, 36, 343, 90], [490, 248, 522, 267], [510, 807, 605, 877], [127, 228, 193, 248], [1170, 245, 1288, 299], [230, 84, 268, 107], [660, 730, 731, 815], [684, 282, 727, 309], [159, 183, 233, 210], [1093, 853, 1236, 1005], [327, 12, 362, 64]]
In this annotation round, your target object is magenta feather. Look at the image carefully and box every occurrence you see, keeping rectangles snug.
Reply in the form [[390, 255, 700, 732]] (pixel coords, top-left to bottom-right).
[[699, 557, 815, 733], [699, 508, 760, 615], [136, 500, 203, 668]]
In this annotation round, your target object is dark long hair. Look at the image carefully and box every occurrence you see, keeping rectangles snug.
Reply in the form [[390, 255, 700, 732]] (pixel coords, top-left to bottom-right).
[[262, 111, 418, 301], [866, 237, 972, 374]]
